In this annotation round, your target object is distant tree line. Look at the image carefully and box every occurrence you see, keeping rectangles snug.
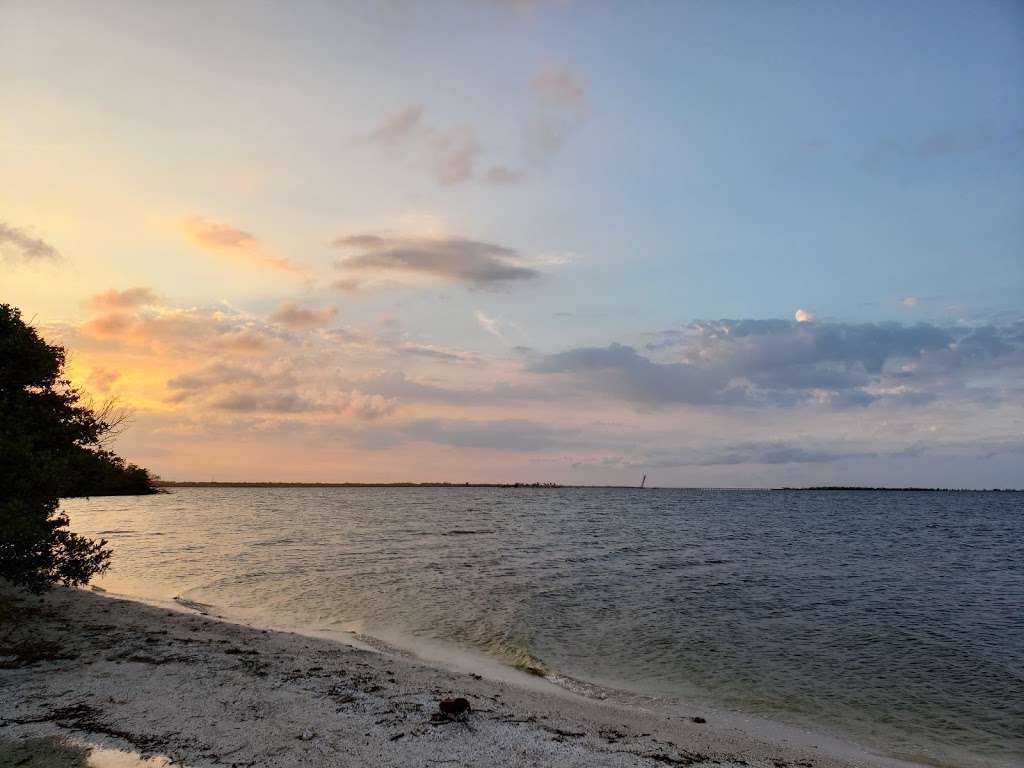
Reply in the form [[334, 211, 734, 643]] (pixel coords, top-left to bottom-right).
[[776, 486, 1021, 492], [1, 303, 156, 591], [154, 480, 564, 488]]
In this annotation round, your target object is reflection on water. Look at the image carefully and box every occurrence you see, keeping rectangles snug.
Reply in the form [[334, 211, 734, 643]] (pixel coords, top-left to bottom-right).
[[62, 487, 1024, 768]]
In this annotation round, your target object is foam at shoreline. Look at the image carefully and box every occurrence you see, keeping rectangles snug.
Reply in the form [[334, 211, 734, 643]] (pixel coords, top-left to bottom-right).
[[98, 585, 966, 768]]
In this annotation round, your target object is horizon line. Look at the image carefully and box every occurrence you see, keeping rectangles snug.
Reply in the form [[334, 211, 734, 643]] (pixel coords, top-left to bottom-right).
[[149, 481, 1023, 492]]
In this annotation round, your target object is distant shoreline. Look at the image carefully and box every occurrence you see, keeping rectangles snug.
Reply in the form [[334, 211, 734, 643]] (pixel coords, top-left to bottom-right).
[[152, 481, 1021, 492]]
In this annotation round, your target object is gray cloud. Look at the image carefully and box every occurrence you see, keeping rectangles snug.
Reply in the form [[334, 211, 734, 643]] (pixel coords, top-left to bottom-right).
[[167, 361, 395, 419], [167, 362, 278, 396], [667, 442, 875, 467], [530, 319, 1024, 409], [865, 124, 1016, 169], [527, 63, 589, 160], [328, 415, 581, 452], [338, 371, 453, 402], [211, 391, 316, 413], [401, 418, 576, 452], [646, 437, 1024, 470], [87, 367, 121, 394], [482, 165, 526, 185], [530, 343, 727, 405], [270, 302, 338, 330], [430, 126, 480, 185], [531, 63, 588, 112], [0, 222, 60, 263], [85, 287, 160, 312], [918, 126, 998, 158], [392, 344, 475, 363], [364, 65, 585, 185], [333, 234, 540, 286], [572, 436, 1024, 475], [338, 370, 550, 405], [582, 441, 877, 470], [365, 108, 486, 186], [367, 105, 424, 145]]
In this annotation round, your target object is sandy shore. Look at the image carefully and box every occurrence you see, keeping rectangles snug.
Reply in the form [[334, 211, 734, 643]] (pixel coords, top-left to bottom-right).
[[0, 585, 925, 768]]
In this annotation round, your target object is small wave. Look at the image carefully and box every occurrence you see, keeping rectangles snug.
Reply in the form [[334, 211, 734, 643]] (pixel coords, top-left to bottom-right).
[[484, 640, 547, 676], [547, 673, 611, 700], [172, 596, 217, 615], [95, 530, 136, 535], [250, 538, 298, 547], [350, 632, 417, 658], [514, 654, 548, 676], [440, 529, 495, 536]]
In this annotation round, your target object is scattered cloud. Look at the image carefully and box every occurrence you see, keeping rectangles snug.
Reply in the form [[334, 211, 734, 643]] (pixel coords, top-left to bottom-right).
[[167, 362, 268, 394], [475, 310, 505, 342], [580, 440, 876, 470], [367, 105, 424, 145], [527, 62, 589, 159], [49, 283, 1024, 485], [333, 234, 541, 287], [85, 287, 161, 312], [210, 391, 316, 414], [530, 343, 725, 406], [79, 301, 282, 355], [211, 328, 274, 353], [918, 125, 998, 158], [366, 108, 498, 186], [180, 215, 258, 249], [341, 391, 399, 420], [579, 435, 1024, 474], [363, 65, 589, 185], [86, 367, 121, 394], [179, 215, 310, 276], [331, 277, 364, 294], [401, 418, 575, 452], [0, 221, 60, 264], [394, 344, 476, 363], [653, 441, 875, 467], [530, 63, 588, 113], [430, 125, 481, 185], [269, 302, 338, 330], [531, 319, 1024, 409], [525, 250, 578, 267], [483, 165, 526, 185], [487, 0, 565, 11], [335, 370, 549, 406], [167, 360, 396, 419], [865, 124, 1016, 169]]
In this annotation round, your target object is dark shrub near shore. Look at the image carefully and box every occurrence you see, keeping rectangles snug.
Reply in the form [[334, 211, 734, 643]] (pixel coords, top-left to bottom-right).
[[0, 303, 156, 591]]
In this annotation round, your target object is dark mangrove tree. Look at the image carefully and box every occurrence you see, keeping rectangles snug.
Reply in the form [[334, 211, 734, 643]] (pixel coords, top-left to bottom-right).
[[1, 303, 155, 590]]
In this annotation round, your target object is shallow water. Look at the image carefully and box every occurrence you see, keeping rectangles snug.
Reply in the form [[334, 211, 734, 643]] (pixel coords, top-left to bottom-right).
[[63, 487, 1024, 768], [0, 736, 174, 767], [86, 745, 173, 768]]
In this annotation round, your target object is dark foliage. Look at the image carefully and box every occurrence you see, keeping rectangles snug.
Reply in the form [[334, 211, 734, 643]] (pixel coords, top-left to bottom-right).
[[1, 303, 155, 590]]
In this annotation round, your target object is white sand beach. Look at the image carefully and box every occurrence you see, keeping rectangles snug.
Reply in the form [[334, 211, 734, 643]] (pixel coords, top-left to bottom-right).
[[0, 585, 930, 768]]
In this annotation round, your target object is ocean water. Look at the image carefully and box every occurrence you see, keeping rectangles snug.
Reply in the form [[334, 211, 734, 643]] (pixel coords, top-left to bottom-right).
[[62, 488, 1023, 767]]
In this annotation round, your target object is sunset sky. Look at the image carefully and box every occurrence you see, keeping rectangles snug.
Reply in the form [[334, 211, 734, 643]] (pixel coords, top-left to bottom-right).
[[3, 0, 1023, 486]]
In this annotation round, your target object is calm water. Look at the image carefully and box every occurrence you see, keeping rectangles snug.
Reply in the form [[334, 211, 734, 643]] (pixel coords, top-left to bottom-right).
[[63, 488, 1023, 767]]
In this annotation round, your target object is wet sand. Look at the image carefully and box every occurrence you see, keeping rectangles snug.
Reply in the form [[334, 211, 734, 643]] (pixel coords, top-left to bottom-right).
[[0, 585, 927, 768]]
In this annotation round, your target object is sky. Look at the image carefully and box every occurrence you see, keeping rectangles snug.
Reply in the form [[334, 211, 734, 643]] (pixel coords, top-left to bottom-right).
[[2, 0, 1023, 487]]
